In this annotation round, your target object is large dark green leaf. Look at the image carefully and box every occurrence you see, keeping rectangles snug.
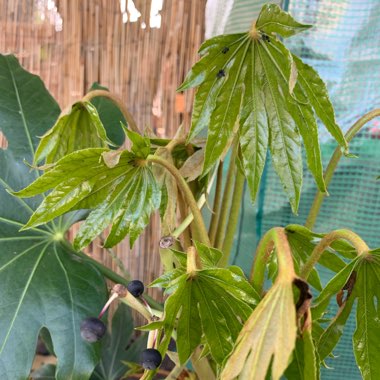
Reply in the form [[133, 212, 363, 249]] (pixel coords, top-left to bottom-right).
[[178, 4, 347, 212], [91, 304, 146, 380], [147, 264, 259, 365], [34, 101, 111, 165], [0, 54, 108, 379]]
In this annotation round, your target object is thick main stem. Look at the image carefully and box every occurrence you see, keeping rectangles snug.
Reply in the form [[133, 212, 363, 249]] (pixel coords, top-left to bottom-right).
[[220, 169, 245, 266], [250, 227, 296, 295], [147, 155, 211, 246], [300, 229, 369, 280], [214, 142, 238, 250], [82, 89, 139, 133], [305, 109, 380, 229]]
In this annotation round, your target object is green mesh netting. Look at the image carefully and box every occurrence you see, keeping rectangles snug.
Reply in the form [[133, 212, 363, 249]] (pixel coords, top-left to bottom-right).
[[205, 0, 380, 378]]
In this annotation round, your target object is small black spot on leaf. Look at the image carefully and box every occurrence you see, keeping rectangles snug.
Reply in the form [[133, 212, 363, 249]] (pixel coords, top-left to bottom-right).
[[216, 69, 225, 78], [222, 46, 229, 54]]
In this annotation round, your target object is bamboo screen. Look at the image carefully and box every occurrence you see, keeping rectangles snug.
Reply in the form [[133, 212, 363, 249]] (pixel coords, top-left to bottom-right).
[[0, 0, 206, 296]]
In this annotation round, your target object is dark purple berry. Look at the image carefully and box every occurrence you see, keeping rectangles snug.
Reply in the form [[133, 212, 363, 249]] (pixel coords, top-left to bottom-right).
[[141, 348, 162, 370], [80, 317, 106, 343], [127, 280, 145, 297]]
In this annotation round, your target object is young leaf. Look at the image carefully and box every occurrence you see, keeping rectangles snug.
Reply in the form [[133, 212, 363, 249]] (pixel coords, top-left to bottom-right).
[[148, 267, 259, 365], [34, 101, 112, 164], [13, 148, 161, 248], [0, 54, 108, 379], [255, 4, 312, 38], [91, 304, 146, 380], [88, 82, 126, 147], [178, 4, 346, 212], [221, 280, 297, 380], [124, 127, 151, 159]]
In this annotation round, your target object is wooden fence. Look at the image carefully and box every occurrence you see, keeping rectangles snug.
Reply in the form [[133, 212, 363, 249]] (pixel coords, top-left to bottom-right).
[[0, 0, 206, 300]]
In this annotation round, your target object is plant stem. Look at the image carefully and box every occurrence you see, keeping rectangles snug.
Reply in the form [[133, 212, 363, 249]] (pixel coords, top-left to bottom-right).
[[305, 109, 380, 229], [82, 89, 139, 133], [208, 162, 223, 246], [220, 169, 245, 266], [214, 142, 238, 250], [147, 154, 211, 246], [177, 189, 192, 248], [300, 229, 369, 280], [250, 227, 296, 295]]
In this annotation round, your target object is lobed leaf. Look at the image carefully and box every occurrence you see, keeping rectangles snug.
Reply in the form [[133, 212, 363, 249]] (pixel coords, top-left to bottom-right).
[[221, 281, 297, 380], [14, 148, 161, 249], [178, 4, 346, 212], [34, 101, 112, 165], [255, 4, 312, 38], [146, 266, 259, 365], [0, 54, 108, 379]]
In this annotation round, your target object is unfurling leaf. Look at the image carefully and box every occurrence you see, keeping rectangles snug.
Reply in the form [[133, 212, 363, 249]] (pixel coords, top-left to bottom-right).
[[255, 3, 312, 37], [178, 3, 347, 213], [146, 248, 259, 365], [13, 148, 161, 249], [221, 280, 297, 380], [222, 227, 299, 380], [34, 101, 112, 165]]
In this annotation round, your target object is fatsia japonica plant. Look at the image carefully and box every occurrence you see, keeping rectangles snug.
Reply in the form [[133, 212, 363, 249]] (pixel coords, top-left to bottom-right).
[[0, 3, 379, 380]]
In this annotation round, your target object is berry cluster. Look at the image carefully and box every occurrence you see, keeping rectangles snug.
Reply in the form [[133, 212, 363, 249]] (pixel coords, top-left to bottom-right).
[[80, 280, 162, 370]]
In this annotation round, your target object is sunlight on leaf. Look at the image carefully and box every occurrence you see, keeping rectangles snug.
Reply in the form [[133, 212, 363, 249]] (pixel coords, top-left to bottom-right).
[[178, 3, 347, 213]]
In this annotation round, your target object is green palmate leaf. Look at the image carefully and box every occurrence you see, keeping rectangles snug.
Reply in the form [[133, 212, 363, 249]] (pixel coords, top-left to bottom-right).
[[124, 127, 151, 159], [34, 101, 112, 165], [255, 3, 312, 37], [91, 304, 146, 380], [178, 4, 347, 212], [148, 267, 259, 365], [88, 82, 126, 147], [221, 280, 297, 380], [0, 54, 108, 379], [14, 148, 161, 249], [312, 251, 380, 379]]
